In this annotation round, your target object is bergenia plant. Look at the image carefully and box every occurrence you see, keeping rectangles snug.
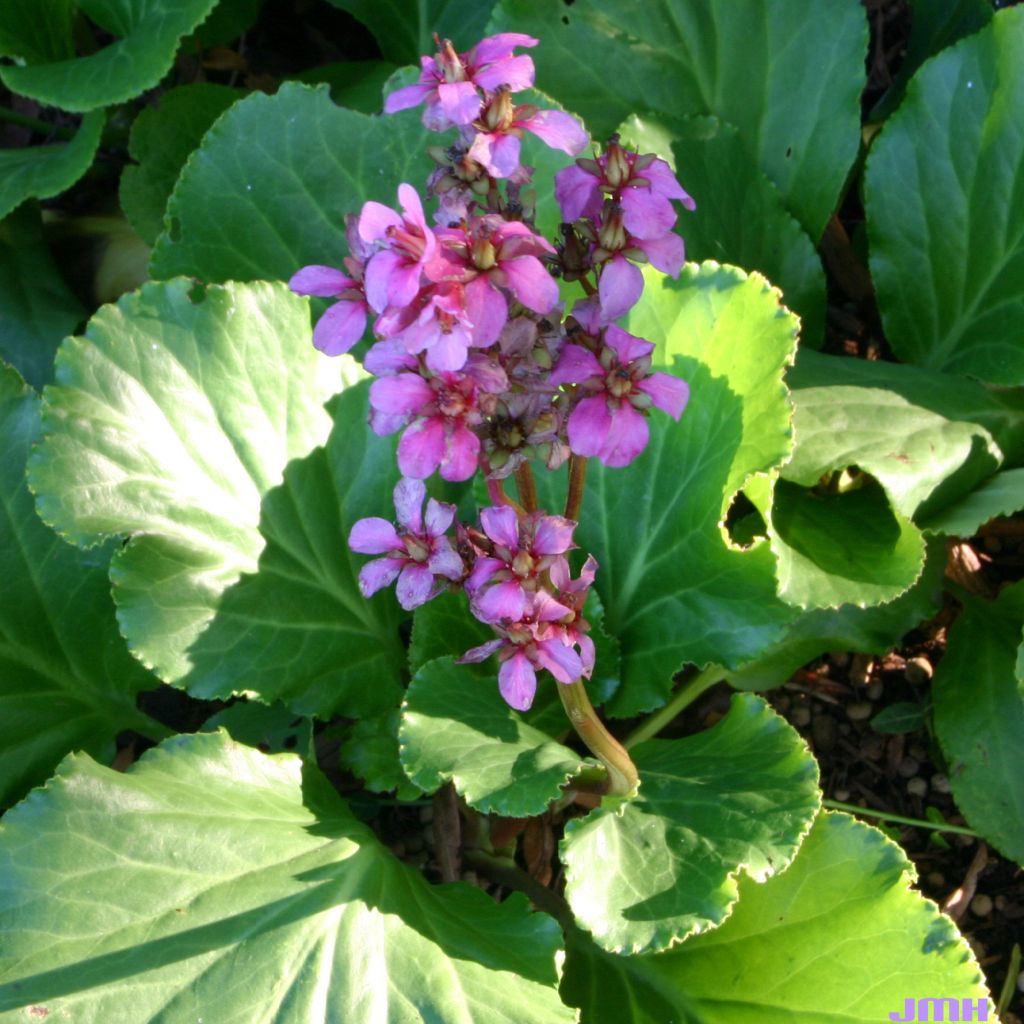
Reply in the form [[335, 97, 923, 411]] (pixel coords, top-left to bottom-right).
[[291, 31, 692, 790]]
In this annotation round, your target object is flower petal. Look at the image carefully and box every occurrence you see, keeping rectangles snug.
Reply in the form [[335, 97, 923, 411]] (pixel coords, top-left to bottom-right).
[[498, 651, 537, 711], [466, 556, 506, 593], [501, 256, 558, 314], [480, 505, 521, 549], [604, 324, 654, 365], [644, 157, 696, 208], [620, 188, 677, 240], [468, 131, 522, 179], [471, 33, 538, 65], [424, 327, 471, 373], [598, 255, 644, 321], [427, 541, 463, 580], [359, 200, 402, 244], [437, 80, 481, 125], [384, 82, 431, 113], [312, 299, 367, 356], [458, 637, 504, 663], [465, 276, 508, 346], [531, 589, 573, 622], [370, 373, 434, 416], [396, 563, 436, 610], [520, 109, 588, 156], [635, 232, 685, 277], [637, 372, 690, 419], [358, 557, 403, 598], [364, 249, 404, 313], [289, 265, 351, 297], [393, 476, 426, 532], [549, 343, 603, 387], [475, 579, 527, 623], [600, 404, 650, 468], [567, 395, 613, 458], [534, 637, 583, 684], [441, 421, 481, 481], [424, 498, 456, 537], [397, 417, 446, 479], [474, 51, 536, 92], [349, 517, 402, 554], [532, 515, 576, 556], [555, 164, 602, 223]]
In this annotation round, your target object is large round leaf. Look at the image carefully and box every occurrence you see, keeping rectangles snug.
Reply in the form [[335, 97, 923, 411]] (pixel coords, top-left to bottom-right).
[[865, 6, 1024, 384], [0, 0, 219, 112], [28, 279, 345, 688], [561, 812, 990, 1023], [0, 731, 572, 1023], [0, 365, 160, 808], [562, 694, 820, 955], [149, 83, 436, 284], [488, 0, 867, 240]]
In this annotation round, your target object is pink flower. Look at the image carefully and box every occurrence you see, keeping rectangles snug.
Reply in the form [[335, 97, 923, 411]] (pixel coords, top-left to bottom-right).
[[555, 135, 695, 239], [368, 357, 506, 481], [348, 478, 463, 610], [289, 215, 370, 355], [359, 184, 437, 314], [377, 282, 478, 372], [459, 591, 585, 711], [467, 87, 588, 179], [385, 33, 539, 131], [551, 323, 689, 467], [428, 216, 559, 345], [465, 506, 576, 623]]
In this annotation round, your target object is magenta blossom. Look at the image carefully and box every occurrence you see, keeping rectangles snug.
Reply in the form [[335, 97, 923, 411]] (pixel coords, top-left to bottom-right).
[[289, 215, 369, 355], [348, 478, 463, 610], [429, 216, 559, 344], [468, 87, 588, 179], [368, 356, 506, 481], [551, 322, 689, 467], [555, 135, 696, 239], [385, 33, 538, 131], [375, 282, 479, 372], [359, 184, 437, 314], [459, 591, 585, 711], [465, 506, 576, 622]]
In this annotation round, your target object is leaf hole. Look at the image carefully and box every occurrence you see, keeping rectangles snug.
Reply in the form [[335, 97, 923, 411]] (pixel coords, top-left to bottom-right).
[[188, 282, 207, 304], [724, 490, 766, 549]]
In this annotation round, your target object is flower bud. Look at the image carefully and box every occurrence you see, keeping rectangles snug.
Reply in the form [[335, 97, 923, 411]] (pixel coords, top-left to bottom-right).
[[604, 134, 631, 188]]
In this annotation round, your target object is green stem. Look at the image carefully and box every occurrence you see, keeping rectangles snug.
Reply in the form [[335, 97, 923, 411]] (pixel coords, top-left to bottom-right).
[[823, 800, 983, 838], [0, 107, 75, 140], [558, 678, 638, 796], [623, 665, 724, 748], [564, 454, 588, 520]]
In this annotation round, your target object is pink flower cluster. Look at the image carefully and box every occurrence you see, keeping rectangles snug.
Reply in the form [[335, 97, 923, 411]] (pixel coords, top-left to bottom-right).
[[291, 33, 695, 711]]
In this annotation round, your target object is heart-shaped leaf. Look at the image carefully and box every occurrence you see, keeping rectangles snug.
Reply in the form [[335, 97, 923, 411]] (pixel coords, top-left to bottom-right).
[[561, 693, 820, 954], [0, 731, 573, 1023]]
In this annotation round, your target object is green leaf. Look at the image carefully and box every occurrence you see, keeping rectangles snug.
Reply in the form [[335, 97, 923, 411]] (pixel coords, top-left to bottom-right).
[[865, 7, 1024, 384], [871, 701, 929, 735], [0, 0, 220, 112], [325, 0, 497, 64], [294, 59, 400, 113], [918, 467, 1024, 536], [28, 279, 345, 690], [725, 537, 944, 691], [933, 581, 1024, 863], [150, 82, 436, 283], [0, 202, 84, 390], [488, 0, 867, 240], [180, 383, 407, 719], [120, 83, 241, 246], [561, 693, 819, 955], [192, 0, 263, 47], [768, 384, 1001, 608], [399, 656, 595, 816], [0, 364, 160, 809], [562, 812, 990, 1023], [870, 0, 992, 120], [339, 708, 423, 800], [621, 113, 826, 344], [0, 731, 573, 1023], [533, 263, 798, 716], [0, 111, 104, 222], [0, 0, 75, 63], [201, 700, 312, 756]]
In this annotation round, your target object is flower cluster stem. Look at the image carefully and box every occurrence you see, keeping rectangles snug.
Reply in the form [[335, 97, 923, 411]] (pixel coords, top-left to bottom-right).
[[623, 665, 724, 748], [514, 461, 538, 513], [558, 678, 639, 795], [565, 454, 588, 520]]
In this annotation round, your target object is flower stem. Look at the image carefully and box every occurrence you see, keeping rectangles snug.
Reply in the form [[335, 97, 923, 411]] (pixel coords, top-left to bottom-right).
[[514, 461, 538, 513], [484, 471, 525, 514], [564, 454, 588, 520], [822, 800, 983, 838], [623, 665, 724, 748], [558, 679, 639, 796], [0, 107, 75, 139]]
